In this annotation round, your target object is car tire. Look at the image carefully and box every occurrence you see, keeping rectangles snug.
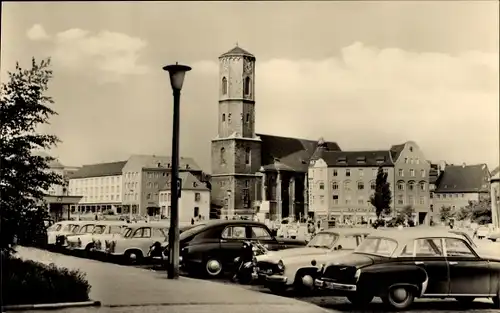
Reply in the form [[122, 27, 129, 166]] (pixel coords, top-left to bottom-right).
[[293, 272, 315, 296], [84, 243, 94, 258], [204, 257, 223, 278], [124, 250, 143, 265], [382, 285, 415, 310], [455, 297, 475, 306], [346, 293, 374, 306]]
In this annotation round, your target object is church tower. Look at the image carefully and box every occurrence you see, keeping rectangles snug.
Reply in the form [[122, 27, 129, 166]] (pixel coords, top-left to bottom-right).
[[211, 46, 262, 217]]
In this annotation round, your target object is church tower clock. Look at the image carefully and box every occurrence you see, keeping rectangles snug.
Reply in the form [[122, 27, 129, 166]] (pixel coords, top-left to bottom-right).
[[210, 45, 262, 217]]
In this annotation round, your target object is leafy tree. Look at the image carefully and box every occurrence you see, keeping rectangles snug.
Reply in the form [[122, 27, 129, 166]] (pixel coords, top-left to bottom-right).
[[439, 206, 455, 222], [456, 206, 471, 221], [398, 205, 415, 219], [0, 58, 62, 253], [466, 199, 492, 225], [369, 166, 392, 219]]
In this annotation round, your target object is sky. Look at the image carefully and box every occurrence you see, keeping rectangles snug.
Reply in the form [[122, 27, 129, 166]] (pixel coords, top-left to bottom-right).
[[1, 1, 499, 172]]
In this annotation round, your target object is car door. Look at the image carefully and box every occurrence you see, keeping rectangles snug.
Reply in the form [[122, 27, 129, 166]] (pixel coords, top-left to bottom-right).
[[409, 238, 450, 295], [248, 225, 280, 250], [220, 225, 247, 264], [444, 237, 491, 295]]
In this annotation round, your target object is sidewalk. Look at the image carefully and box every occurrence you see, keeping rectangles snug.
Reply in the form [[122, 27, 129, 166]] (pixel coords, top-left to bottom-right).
[[13, 247, 332, 313]]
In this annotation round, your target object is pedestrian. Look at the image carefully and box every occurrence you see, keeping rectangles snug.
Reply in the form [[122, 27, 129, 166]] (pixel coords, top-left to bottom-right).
[[191, 218, 195, 225]]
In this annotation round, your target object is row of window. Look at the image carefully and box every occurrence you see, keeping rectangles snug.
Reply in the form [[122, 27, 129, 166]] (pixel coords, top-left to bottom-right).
[[221, 76, 252, 96], [318, 181, 427, 192], [332, 168, 388, 177], [403, 157, 421, 165], [82, 194, 121, 202], [433, 193, 466, 199], [159, 192, 202, 202], [70, 176, 120, 186], [72, 185, 121, 195], [221, 113, 251, 123], [397, 195, 426, 205], [397, 181, 426, 191], [219, 147, 252, 165], [398, 169, 426, 177], [312, 194, 427, 206]]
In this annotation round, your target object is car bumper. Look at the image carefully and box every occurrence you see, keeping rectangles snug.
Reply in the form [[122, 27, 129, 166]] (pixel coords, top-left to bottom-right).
[[314, 279, 357, 292], [266, 275, 288, 284]]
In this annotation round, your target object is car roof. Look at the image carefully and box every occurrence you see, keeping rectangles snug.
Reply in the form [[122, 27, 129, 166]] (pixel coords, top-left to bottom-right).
[[201, 219, 267, 227], [94, 221, 127, 226], [368, 228, 465, 242], [123, 222, 169, 229], [321, 227, 372, 236]]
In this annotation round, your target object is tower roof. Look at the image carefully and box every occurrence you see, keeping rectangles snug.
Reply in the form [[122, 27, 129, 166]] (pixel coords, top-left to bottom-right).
[[219, 46, 255, 59]]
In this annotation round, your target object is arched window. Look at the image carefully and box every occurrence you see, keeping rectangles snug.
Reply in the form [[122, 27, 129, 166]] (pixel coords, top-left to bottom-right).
[[419, 181, 426, 191], [370, 181, 376, 190], [397, 181, 405, 191], [245, 147, 251, 165], [343, 181, 351, 192], [220, 147, 226, 165], [222, 77, 228, 95], [244, 77, 251, 95], [408, 181, 415, 191], [222, 113, 226, 122], [357, 181, 364, 190], [332, 181, 339, 190]]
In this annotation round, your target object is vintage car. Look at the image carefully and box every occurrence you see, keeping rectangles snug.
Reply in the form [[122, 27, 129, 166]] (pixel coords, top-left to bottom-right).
[[489, 230, 500, 242], [314, 228, 500, 310], [104, 222, 169, 264], [47, 221, 91, 247], [257, 228, 371, 293], [164, 220, 307, 278], [66, 221, 126, 254]]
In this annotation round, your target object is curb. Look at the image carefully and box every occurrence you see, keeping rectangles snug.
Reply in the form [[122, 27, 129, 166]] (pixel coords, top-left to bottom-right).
[[2, 300, 101, 311]]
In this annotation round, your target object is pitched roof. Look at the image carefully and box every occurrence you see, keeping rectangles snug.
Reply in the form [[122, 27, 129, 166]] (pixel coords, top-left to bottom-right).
[[435, 164, 491, 193], [257, 133, 341, 172], [127, 155, 202, 172], [389, 144, 405, 162], [319, 150, 394, 167], [220, 46, 255, 58], [160, 172, 209, 191], [71, 161, 127, 179]]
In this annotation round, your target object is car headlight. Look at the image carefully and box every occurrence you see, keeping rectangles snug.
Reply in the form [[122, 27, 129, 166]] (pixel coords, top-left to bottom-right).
[[277, 260, 285, 271], [354, 269, 361, 282]]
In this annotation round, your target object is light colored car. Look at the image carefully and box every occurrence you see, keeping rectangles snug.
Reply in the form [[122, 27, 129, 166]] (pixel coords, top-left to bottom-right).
[[489, 229, 500, 242], [64, 222, 97, 251], [105, 222, 169, 264], [257, 228, 371, 293], [66, 221, 126, 254], [47, 221, 86, 246], [477, 226, 491, 239]]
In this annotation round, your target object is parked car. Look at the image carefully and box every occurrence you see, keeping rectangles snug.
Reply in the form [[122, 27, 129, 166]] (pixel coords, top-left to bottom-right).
[[105, 222, 169, 264], [489, 229, 500, 242], [47, 221, 87, 247], [64, 222, 97, 250], [165, 220, 307, 278], [65, 221, 126, 255], [315, 228, 500, 310], [477, 226, 491, 239], [260, 228, 371, 294]]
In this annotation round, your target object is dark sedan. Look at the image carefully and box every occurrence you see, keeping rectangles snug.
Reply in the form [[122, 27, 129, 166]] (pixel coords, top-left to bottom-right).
[[164, 220, 307, 277], [314, 228, 500, 310]]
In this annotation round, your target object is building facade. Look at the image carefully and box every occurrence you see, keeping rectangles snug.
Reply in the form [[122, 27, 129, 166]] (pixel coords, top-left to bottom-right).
[[431, 163, 491, 215], [210, 46, 341, 220], [491, 169, 500, 229], [308, 141, 432, 225], [159, 172, 210, 224], [69, 155, 203, 217]]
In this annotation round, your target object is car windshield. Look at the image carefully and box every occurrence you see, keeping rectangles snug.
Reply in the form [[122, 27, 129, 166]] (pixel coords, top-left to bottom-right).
[[179, 224, 206, 240], [70, 225, 80, 233], [307, 233, 338, 249], [355, 237, 398, 257], [122, 227, 133, 238], [109, 226, 123, 234], [93, 225, 106, 234]]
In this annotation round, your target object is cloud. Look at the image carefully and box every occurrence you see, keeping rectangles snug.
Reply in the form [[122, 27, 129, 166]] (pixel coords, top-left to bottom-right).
[[191, 42, 499, 167], [27, 26, 149, 82], [26, 24, 50, 41]]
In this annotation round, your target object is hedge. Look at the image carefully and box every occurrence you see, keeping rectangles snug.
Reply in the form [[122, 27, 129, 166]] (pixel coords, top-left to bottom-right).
[[2, 254, 91, 305]]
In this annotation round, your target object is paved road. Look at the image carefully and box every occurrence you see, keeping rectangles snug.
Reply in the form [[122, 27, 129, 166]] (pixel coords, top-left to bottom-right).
[[13, 247, 332, 313]]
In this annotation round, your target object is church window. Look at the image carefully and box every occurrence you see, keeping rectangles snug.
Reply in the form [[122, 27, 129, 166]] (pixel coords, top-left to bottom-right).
[[246, 113, 250, 123], [222, 77, 228, 95], [222, 113, 226, 122], [244, 77, 251, 96], [245, 147, 251, 165], [220, 147, 226, 165]]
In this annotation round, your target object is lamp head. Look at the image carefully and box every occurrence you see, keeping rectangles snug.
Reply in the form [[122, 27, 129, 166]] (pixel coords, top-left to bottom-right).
[[163, 62, 192, 91]]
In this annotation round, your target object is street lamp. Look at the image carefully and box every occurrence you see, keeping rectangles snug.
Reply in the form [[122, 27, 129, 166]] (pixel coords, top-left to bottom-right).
[[163, 62, 191, 279]]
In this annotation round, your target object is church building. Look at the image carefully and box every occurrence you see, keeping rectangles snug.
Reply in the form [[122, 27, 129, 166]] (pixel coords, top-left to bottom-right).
[[210, 46, 341, 220]]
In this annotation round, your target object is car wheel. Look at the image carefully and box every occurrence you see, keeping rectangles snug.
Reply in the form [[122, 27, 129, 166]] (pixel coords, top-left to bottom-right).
[[124, 250, 143, 265], [293, 272, 315, 296], [455, 297, 475, 306], [84, 243, 94, 258], [382, 285, 415, 310], [204, 258, 223, 277], [346, 293, 374, 306]]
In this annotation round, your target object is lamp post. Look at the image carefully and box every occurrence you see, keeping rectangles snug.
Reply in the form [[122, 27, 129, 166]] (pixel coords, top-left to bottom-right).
[[163, 62, 191, 279]]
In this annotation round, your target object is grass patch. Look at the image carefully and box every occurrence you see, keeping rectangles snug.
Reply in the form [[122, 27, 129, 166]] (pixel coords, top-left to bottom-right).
[[1, 253, 91, 306]]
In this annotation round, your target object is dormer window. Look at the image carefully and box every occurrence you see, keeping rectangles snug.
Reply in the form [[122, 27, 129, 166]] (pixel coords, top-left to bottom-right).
[[222, 77, 228, 95], [356, 156, 366, 164], [337, 157, 347, 164]]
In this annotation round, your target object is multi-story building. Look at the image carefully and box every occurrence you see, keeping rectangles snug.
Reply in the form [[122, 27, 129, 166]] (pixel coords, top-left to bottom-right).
[[210, 45, 341, 220], [308, 141, 432, 225], [308, 150, 394, 224], [159, 172, 210, 224], [69, 155, 203, 216], [432, 163, 491, 212], [491, 167, 500, 229]]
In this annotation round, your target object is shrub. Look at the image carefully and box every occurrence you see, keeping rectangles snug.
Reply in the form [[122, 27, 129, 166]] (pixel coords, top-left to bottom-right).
[[1, 254, 91, 305]]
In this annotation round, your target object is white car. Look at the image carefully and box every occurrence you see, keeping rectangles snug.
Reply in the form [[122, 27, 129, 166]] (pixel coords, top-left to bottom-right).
[[477, 226, 491, 239], [105, 222, 169, 264], [47, 221, 87, 246], [256, 228, 371, 294], [488, 229, 500, 242], [66, 221, 126, 254], [65, 222, 97, 251]]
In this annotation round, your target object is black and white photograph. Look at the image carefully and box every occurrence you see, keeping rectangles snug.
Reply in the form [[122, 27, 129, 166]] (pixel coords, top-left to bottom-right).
[[1, 1, 499, 313]]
